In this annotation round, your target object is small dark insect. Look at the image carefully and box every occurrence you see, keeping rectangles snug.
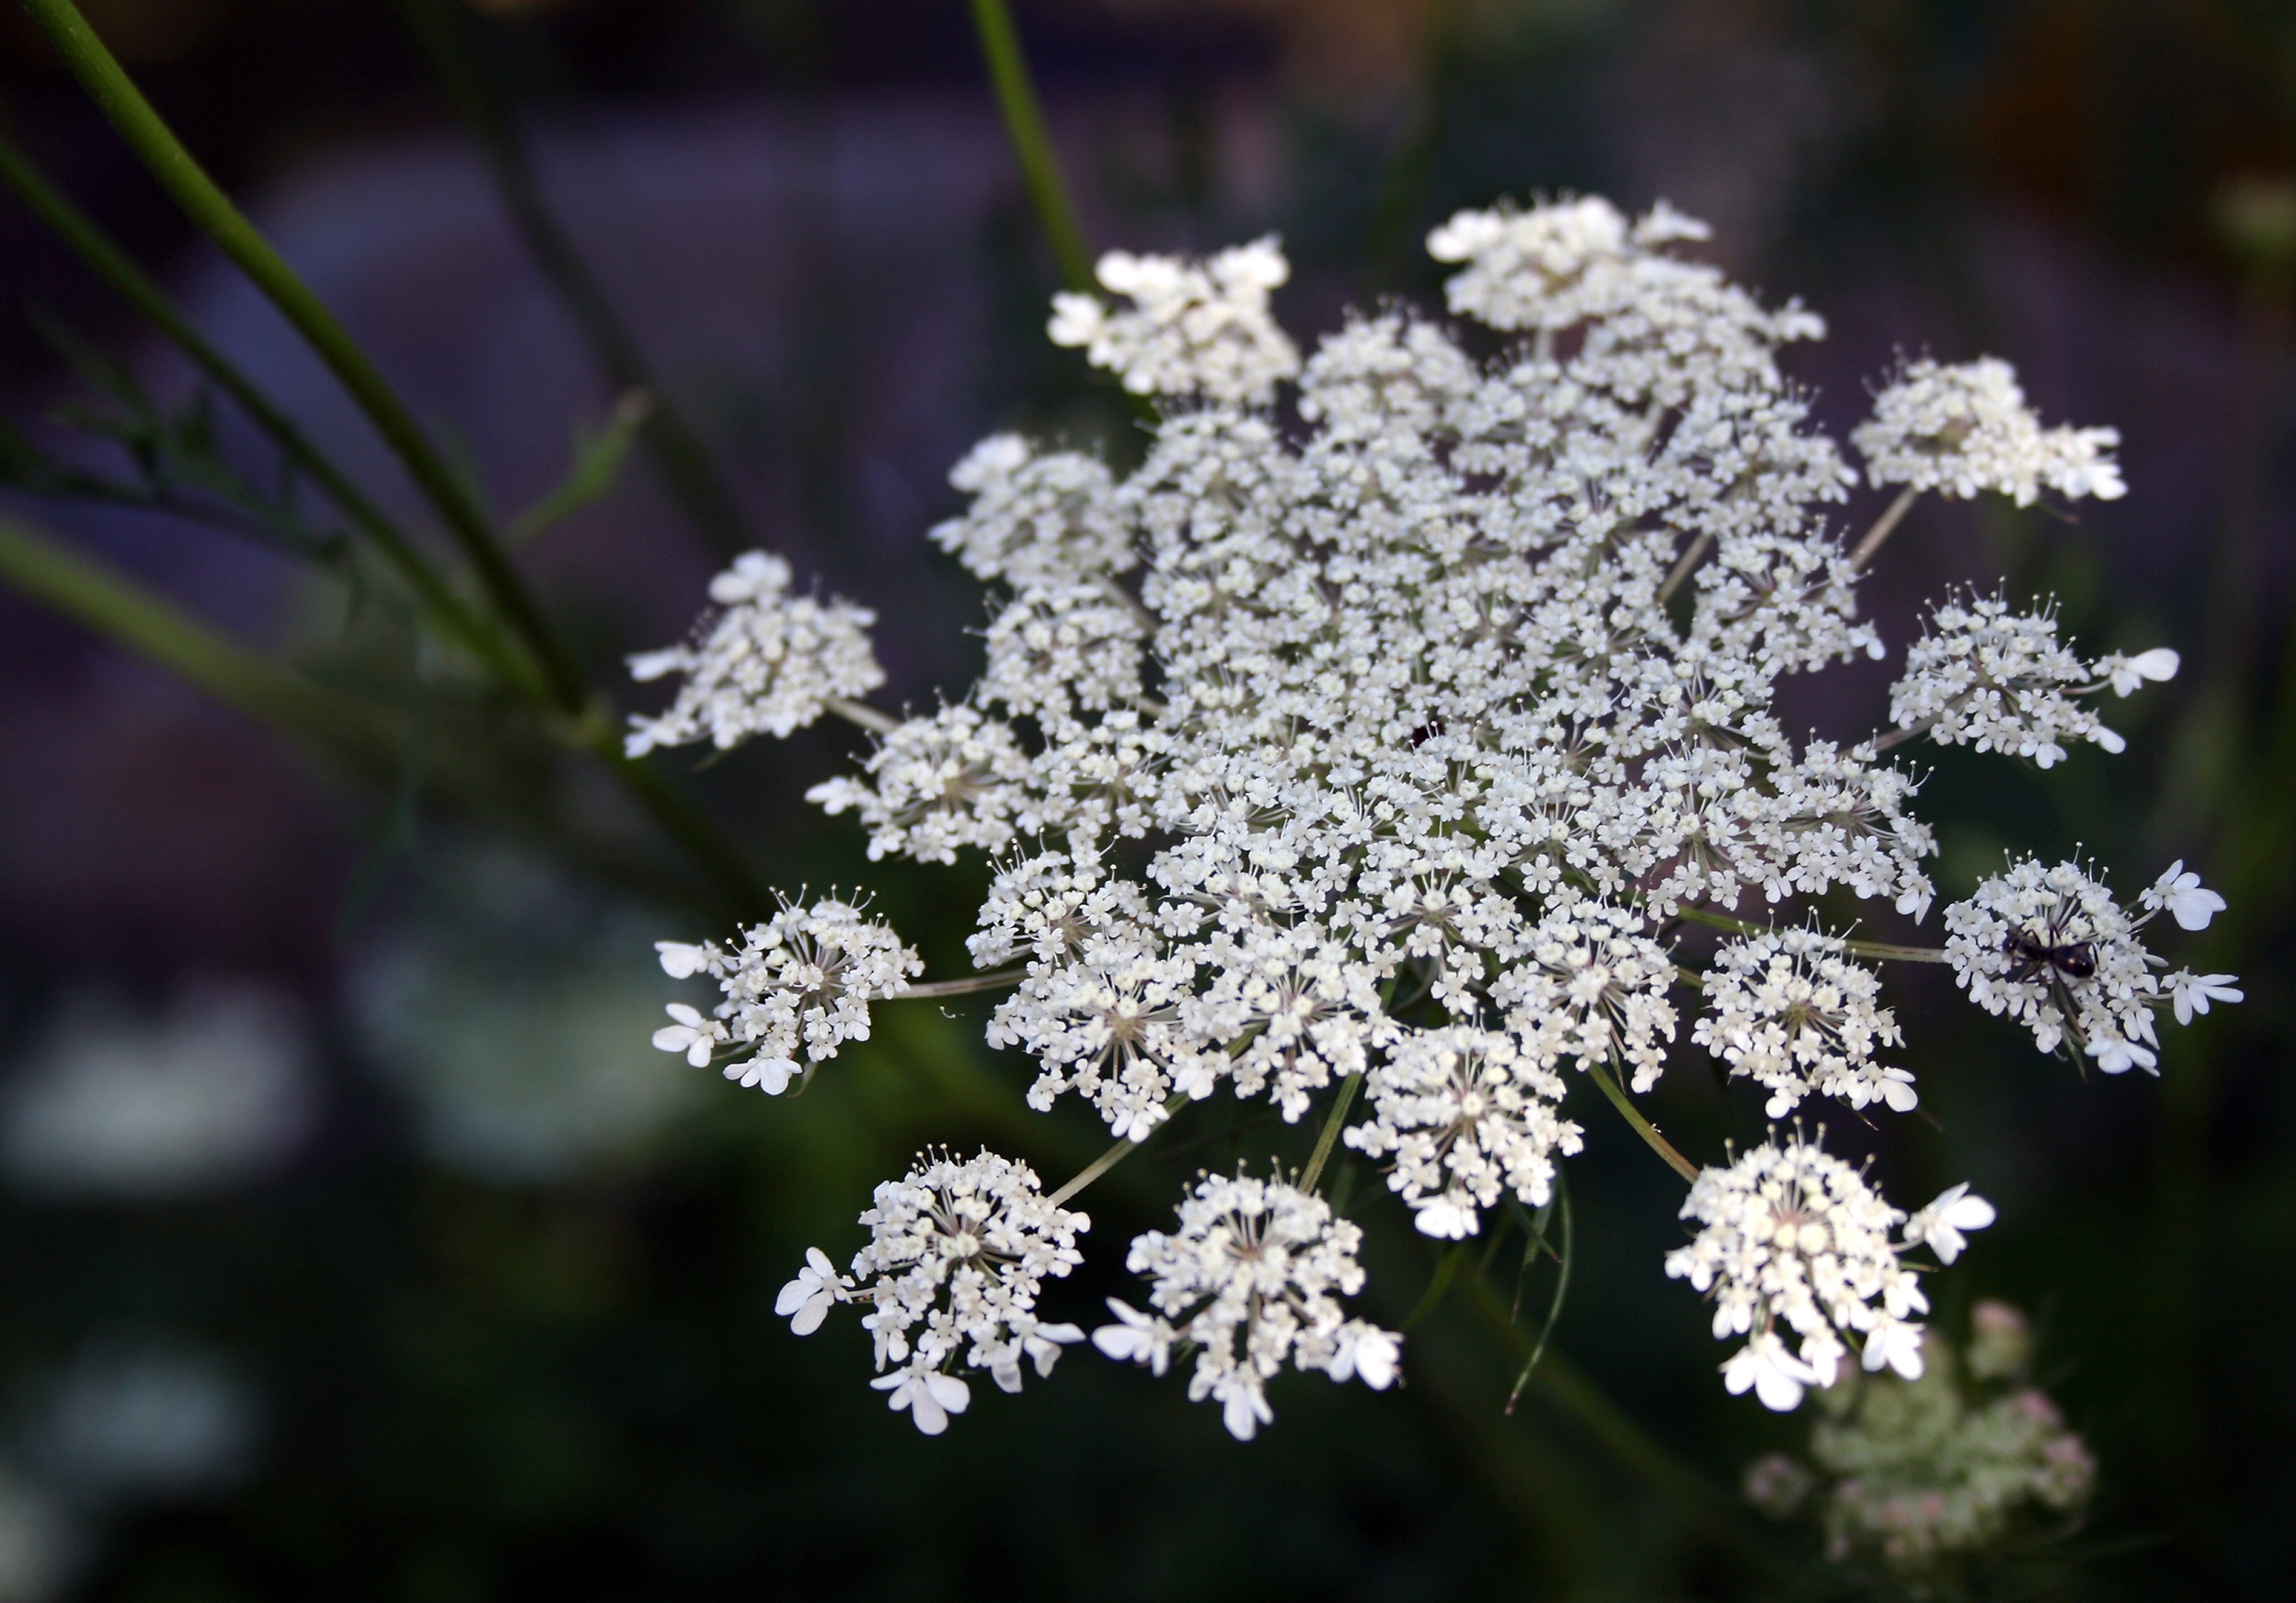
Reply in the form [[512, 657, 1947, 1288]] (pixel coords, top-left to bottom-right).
[[2001, 926, 2096, 983]]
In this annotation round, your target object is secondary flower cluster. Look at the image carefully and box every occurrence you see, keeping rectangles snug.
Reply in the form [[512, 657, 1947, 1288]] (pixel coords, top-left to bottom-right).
[[627, 193, 2232, 1438], [778, 1148, 1088, 1434], [652, 897, 920, 1094], [1665, 1131, 1994, 1412], [1888, 594, 2177, 768], [1943, 856, 2239, 1074], [1092, 1171, 1400, 1440], [1744, 1302, 2096, 1584]]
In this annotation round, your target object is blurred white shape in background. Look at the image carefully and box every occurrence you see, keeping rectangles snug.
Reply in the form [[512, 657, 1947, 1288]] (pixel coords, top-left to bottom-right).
[[26, 1342, 262, 1505], [0, 1465, 77, 1603], [353, 849, 702, 1183], [0, 981, 317, 1199]]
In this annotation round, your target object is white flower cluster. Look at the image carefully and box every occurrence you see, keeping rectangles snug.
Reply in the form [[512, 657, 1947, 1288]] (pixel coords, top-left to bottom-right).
[[626, 191, 2223, 1426], [1666, 1131, 1994, 1412], [1093, 1172, 1399, 1440], [1048, 237, 1300, 405], [1345, 1026, 1585, 1238], [1943, 856, 2239, 1074], [652, 897, 920, 1092], [1853, 357, 2126, 506], [624, 552, 883, 756], [1693, 929, 1911, 1118], [779, 1148, 1088, 1434], [1888, 594, 2177, 766]]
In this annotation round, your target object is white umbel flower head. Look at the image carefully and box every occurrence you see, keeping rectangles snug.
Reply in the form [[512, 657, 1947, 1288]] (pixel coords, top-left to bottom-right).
[[931, 436, 1136, 587], [1093, 1172, 1400, 1440], [1048, 237, 1300, 405], [1890, 596, 2140, 766], [781, 1148, 1089, 1435], [1667, 1131, 1986, 1410], [1853, 358, 2126, 506], [1693, 929, 1913, 1118], [1942, 856, 2237, 1072], [651, 897, 920, 1092], [1344, 1026, 1586, 1238], [1494, 900, 1680, 1092], [624, 552, 884, 756]]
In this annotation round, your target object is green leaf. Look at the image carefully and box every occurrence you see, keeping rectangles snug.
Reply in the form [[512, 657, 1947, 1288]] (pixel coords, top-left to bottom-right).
[[509, 390, 654, 546], [1505, 1175, 1573, 1414]]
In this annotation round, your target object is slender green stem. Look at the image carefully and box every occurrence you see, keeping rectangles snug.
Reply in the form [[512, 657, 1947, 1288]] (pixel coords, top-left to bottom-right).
[[967, 0, 1094, 295], [1850, 484, 1920, 570], [1585, 1061, 1700, 1183], [22, 0, 585, 712], [1670, 904, 1951, 963], [1046, 1092, 1191, 1208], [0, 133, 535, 696], [827, 696, 899, 735], [899, 968, 1031, 1000], [396, 0, 748, 560], [1503, 1176, 1571, 1412], [1300, 1069, 1364, 1192], [1459, 1277, 1786, 1574], [0, 511, 384, 763]]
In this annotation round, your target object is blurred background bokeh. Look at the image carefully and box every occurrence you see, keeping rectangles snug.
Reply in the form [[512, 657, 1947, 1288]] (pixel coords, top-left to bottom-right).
[[0, 1, 2292, 1597]]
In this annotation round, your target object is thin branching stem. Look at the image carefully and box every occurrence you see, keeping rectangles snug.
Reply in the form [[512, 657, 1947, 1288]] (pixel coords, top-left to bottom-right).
[[1671, 904, 1951, 963], [826, 696, 900, 735], [396, 0, 749, 560], [1046, 1092, 1191, 1208], [1655, 529, 1712, 606], [900, 968, 1030, 1000], [1850, 484, 1920, 571], [1586, 1060, 1700, 1183], [1300, 1070, 1364, 1193], [22, 0, 587, 711], [0, 133, 532, 694]]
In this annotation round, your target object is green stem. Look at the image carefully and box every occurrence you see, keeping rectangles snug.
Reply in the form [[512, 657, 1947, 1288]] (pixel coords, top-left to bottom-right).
[[396, 0, 749, 561], [1585, 1061, 1700, 1183], [1671, 903, 1951, 963], [900, 967, 1031, 1000], [1850, 484, 1921, 571], [1299, 1069, 1364, 1192], [0, 133, 534, 696], [1046, 1092, 1191, 1208], [1458, 1277, 1786, 1574], [0, 513, 737, 915], [967, 0, 1094, 295], [22, 0, 586, 712]]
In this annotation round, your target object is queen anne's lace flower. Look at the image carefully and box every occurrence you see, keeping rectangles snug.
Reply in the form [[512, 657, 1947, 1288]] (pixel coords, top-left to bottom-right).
[[1943, 856, 2237, 1073], [1093, 1172, 1399, 1440], [1888, 596, 2161, 766], [1694, 929, 1912, 1117], [1853, 358, 2125, 506], [652, 898, 920, 1092], [1049, 238, 1300, 404], [1667, 1131, 1989, 1410], [780, 1148, 1088, 1435], [1344, 1026, 1584, 1238], [624, 552, 883, 756], [630, 191, 2225, 1426]]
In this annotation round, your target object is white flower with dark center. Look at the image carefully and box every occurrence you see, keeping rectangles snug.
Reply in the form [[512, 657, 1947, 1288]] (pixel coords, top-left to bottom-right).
[[1094, 1171, 1397, 1440], [1888, 596, 2133, 766], [624, 552, 883, 756], [1049, 238, 1300, 404], [652, 897, 920, 1092], [1942, 856, 2236, 1071], [1345, 1026, 1584, 1238], [1854, 358, 2125, 506], [1667, 1131, 1983, 1410], [783, 1149, 1087, 1435], [1695, 929, 1913, 1117]]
